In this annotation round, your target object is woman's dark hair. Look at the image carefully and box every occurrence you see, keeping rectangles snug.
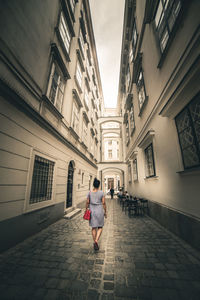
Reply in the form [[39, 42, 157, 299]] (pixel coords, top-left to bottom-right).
[[93, 177, 100, 188]]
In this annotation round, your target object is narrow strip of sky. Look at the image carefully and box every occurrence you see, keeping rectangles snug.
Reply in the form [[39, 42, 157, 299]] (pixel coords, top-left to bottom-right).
[[89, 0, 124, 108]]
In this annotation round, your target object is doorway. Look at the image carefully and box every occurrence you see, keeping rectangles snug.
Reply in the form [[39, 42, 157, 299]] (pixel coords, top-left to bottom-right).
[[66, 161, 74, 208], [108, 178, 114, 189]]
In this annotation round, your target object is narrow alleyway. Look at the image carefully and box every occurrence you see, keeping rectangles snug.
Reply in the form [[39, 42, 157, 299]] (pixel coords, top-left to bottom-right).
[[0, 199, 200, 300]]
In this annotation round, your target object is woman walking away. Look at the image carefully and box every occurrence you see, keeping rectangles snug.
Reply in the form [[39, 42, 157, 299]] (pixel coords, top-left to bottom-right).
[[85, 178, 107, 251]]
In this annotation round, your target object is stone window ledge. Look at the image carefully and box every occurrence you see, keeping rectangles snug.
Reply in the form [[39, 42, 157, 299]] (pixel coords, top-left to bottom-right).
[[144, 176, 159, 181]]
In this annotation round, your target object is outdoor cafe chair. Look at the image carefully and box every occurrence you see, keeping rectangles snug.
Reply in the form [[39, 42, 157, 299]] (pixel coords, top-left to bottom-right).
[[128, 197, 139, 216]]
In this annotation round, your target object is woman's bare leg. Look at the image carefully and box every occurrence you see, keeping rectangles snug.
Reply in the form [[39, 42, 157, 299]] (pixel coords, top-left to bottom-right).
[[92, 228, 97, 242], [95, 227, 103, 243]]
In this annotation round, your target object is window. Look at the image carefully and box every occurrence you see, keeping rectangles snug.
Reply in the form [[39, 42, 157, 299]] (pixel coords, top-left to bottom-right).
[[155, 0, 182, 53], [90, 135, 94, 154], [92, 71, 96, 85], [71, 101, 79, 133], [89, 175, 92, 189], [76, 60, 83, 89], [30, 155, 55, 204], [84, 87, 89, 108], [130, 20, 138, 62], [59, 12, 71, 54], [79, 29, 85, 53], [126, 65, 131, 91], [69, 0, 76, 12], [82, 119, 88, 145], [145, 143, 156, 177], [82, 172, 84, 184], [48, 62, 65, 112], [125, 119, 129, 141], [102, 122, 120, 129], [86, 55, 90, 73], [175, 94, 200, 169], [108, 140, 112, 146], [130, 105, 135, 132], [117, 149, 119, 159], [108, 150, 112, 159], [96, 89, 99, 99], [136, 69, 147, 112], [133, 159, 138, 181]]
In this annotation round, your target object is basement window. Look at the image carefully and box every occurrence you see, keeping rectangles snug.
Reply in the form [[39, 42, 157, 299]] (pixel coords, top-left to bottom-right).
[[30, 156, 55, 204], [175, 93, 200, 169]]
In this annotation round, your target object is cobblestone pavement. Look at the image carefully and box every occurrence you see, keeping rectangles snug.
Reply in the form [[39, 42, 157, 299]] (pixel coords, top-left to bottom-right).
[[0, 198, 200, 300]]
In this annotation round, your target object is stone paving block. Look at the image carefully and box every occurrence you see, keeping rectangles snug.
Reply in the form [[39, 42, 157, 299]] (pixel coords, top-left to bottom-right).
[[87, 289, 100, 300], [127, 275, 139, 287], [101, 292, 114, 300], [166, 270, 179, 279], [45, 277, 59, 289], [90, 279, 101, 289], [32, 288, 47, 299], [48, 268, 61, 277], [115, 273, 126, 285], [135, 262, 155, 270], [70, 280, 88, 292], [104, 281, 114, 290], [103, 273, 114, 281], [115, 285, 137, 298], [43, 289, 62, 300], [96, 259, 104, 265], [155, 270, 169, 278], [91, 271, 102, 278], [57, 279, 71, 290], [79, 272, 91, 282], [60, 270, 78, 280]]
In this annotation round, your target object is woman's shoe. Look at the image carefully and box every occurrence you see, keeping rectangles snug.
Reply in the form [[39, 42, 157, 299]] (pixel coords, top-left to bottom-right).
[[94, 241, 99, 251]]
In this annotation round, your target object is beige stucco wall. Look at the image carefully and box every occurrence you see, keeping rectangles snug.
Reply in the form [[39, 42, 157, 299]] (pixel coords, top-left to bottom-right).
[[0, 97, 98, 221], [0, 0, 103, 223], [120, 0, 200, 220]]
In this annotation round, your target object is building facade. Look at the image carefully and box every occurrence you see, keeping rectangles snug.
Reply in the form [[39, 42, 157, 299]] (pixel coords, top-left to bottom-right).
[[118, 0, 200, 250], [0, 0, 103, 251]]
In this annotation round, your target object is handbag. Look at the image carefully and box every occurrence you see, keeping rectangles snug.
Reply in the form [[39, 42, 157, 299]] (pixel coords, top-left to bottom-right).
[[83, 209, 91, 220]]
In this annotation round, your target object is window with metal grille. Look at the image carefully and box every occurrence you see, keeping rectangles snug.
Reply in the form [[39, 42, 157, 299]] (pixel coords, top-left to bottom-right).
[[136, 69, 147, 111], [155, 0, 182, 53], [145, 143, 156, 177], [30, 156, 55, 204], [175, 94, 200, 169]]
